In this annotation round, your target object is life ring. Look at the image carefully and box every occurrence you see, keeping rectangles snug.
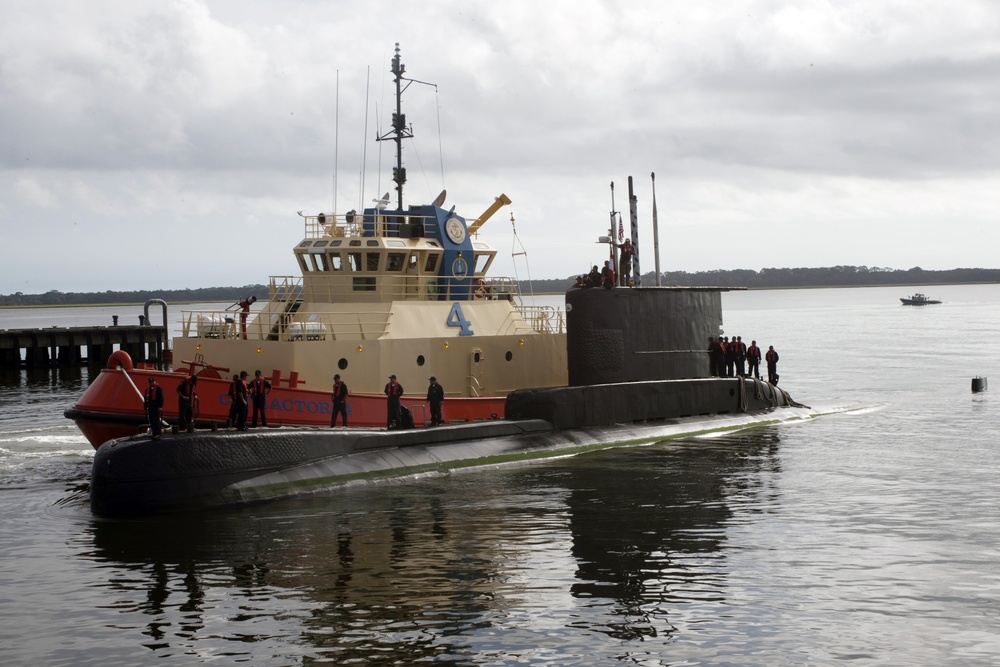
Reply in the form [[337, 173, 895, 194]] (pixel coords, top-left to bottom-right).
[[474, 279, 486, 299], [107, 350, 134, 371], [426, 279, 439, 296]]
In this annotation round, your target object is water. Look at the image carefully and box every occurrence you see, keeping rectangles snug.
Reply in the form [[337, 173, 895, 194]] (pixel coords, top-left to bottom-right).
[[2, 285, 999, 665]]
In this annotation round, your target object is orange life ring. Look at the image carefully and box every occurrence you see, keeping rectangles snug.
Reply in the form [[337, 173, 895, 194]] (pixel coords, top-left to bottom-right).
[[107, 350, 134, 371], [474, 279, 486, 299]]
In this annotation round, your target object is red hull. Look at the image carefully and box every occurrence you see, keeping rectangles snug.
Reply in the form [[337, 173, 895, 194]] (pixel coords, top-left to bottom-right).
[[67, 354, 506, 449]]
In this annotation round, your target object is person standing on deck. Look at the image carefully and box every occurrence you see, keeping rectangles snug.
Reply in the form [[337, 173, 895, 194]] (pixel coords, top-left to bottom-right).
[[144, 377, 165, 440], [427, 376, 444, 427], [619, 238, 634, 286], [734, 336, 747, 377], [249, 370, 271, 427], [765, 345, 780, 385], [233, 371, 250, 430], [331, 374, 349, 427], [746, 340, 762, 380], [176, 374, 197, 431], [384, 374, 403, 429]]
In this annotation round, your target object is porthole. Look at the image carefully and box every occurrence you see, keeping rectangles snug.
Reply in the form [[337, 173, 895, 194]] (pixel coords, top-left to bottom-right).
[[338, 358, 348, 370], [417, 355, 425, 366], [474, 352, 481, 363], [505, 351, 513, 361]]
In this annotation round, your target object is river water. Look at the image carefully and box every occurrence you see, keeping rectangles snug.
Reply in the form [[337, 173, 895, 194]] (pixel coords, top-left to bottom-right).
[[1, 285, 999, 665]]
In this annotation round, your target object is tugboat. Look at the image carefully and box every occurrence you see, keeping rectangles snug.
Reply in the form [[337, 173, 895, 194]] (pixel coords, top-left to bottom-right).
[[65, 44, 567, 448], [900, 293, 941, 305]]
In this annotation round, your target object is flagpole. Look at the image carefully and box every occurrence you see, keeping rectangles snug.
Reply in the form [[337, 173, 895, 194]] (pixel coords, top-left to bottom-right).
[[610, 181, 619, 280], [651, 172, 661, 286]]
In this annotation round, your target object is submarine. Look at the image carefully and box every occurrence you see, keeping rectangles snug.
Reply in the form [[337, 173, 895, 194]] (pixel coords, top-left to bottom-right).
[[89, 286, 829, 516]]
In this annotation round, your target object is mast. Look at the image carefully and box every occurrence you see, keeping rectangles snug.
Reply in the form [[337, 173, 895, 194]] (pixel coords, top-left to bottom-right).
[[377, 43, 413, 211]]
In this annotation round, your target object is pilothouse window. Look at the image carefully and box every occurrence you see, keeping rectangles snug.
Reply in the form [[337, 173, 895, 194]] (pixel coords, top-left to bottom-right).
[[424, 254, 439, 272], [386, 253, 404, 272]]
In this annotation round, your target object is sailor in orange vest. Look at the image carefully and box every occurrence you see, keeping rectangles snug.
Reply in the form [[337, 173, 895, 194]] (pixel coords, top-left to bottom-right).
[[724, 336, 736, 377], [331, 374, 349, 427], [765, 345, 779, 385], [176, 374, 197, 431], [746, 340, 762, 380], [249, 370, 272, 427], [384, 374, 403, 429], [734, 336, 747, 377], [144, 377, 165, 440]]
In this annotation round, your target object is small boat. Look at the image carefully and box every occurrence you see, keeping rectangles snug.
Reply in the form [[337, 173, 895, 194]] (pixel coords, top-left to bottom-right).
[[900, 293, 941, 305]]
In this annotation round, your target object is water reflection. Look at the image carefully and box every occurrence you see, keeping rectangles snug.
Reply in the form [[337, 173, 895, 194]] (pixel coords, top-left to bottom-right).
[[85, 428, 784, 663]]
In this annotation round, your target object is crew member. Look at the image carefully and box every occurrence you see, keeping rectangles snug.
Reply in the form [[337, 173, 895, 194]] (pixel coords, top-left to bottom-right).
[[746, 340, 762, 380], [765, 345, 780, 385], [144, 377, 165, 440], [710, 336, 727, 377], [724, 336, 736, 377], [384, 374, 403, 429], [426, 376, 444, 427], [331, 374, 349, 427], [176, 374, 197, 431], [249, 370, 271, 427], [734, 336, 747, 377], [619, 239, 634, 286], [235, 371, 250, 430], [227, 374, 240, 427], [602, 260, 615, 289]]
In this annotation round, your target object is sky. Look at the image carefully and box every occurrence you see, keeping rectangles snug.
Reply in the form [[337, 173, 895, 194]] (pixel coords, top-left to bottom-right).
[[3, 0, 1000, 294]]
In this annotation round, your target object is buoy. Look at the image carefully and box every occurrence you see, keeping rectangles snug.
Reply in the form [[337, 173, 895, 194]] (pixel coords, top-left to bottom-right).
[[972, 377, 987, 393]]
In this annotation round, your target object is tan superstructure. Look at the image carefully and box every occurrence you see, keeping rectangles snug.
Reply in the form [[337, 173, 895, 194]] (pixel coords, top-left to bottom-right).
[[172, 207, 567, 399]]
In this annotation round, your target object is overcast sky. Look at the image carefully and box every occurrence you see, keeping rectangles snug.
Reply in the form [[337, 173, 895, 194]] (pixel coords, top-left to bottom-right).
[[3, 0, 1000, 294]]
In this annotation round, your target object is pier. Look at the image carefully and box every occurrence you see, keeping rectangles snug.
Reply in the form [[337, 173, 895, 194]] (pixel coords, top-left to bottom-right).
[[0, 323, 168, 370]]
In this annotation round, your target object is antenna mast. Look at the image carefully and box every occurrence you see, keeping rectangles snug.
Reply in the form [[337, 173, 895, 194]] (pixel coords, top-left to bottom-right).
[[377, 43, 413, 211]]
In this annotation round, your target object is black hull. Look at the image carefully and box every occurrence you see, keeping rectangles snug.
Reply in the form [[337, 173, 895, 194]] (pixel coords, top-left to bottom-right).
[[90, 377, 810, 516]]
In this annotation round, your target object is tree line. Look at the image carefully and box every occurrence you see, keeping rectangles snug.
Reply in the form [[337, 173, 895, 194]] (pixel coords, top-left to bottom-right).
[[524, 265, 1000, 294], [2, 266, 999, 306]]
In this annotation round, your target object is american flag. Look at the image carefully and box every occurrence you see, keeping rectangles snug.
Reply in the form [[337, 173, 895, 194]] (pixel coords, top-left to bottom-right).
[[617, 214, 624, 242]]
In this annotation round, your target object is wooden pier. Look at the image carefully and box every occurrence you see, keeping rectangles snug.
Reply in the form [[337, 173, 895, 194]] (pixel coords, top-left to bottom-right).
[[0, 324, 168, 370]]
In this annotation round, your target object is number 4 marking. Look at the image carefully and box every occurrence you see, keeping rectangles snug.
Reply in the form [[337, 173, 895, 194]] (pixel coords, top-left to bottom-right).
[[447, 302, 474, 336]]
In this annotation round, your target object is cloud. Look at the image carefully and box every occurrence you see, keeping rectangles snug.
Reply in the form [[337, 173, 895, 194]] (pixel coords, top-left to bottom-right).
[[3, 0, 1000, 294]]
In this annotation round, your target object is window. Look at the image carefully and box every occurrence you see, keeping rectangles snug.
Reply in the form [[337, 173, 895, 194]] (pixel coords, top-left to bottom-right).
[[348, 252, 362, 272], [330, 253, 343, 271], [386, 253, 404, 271], [424, 254, 439, 272], [353, 277, 376, 291], [366, 253, 380, 271]]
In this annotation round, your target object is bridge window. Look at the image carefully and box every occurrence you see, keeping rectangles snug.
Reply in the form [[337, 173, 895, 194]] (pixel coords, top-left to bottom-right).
[[386, 253, 405, 271], [366, 253, 380, 271], [330, 253, 343, 271], [353, 277, 376, 291], [474, 253, 491, 274], [348, 252, 362, 271], [424, 254, 440, 272]]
